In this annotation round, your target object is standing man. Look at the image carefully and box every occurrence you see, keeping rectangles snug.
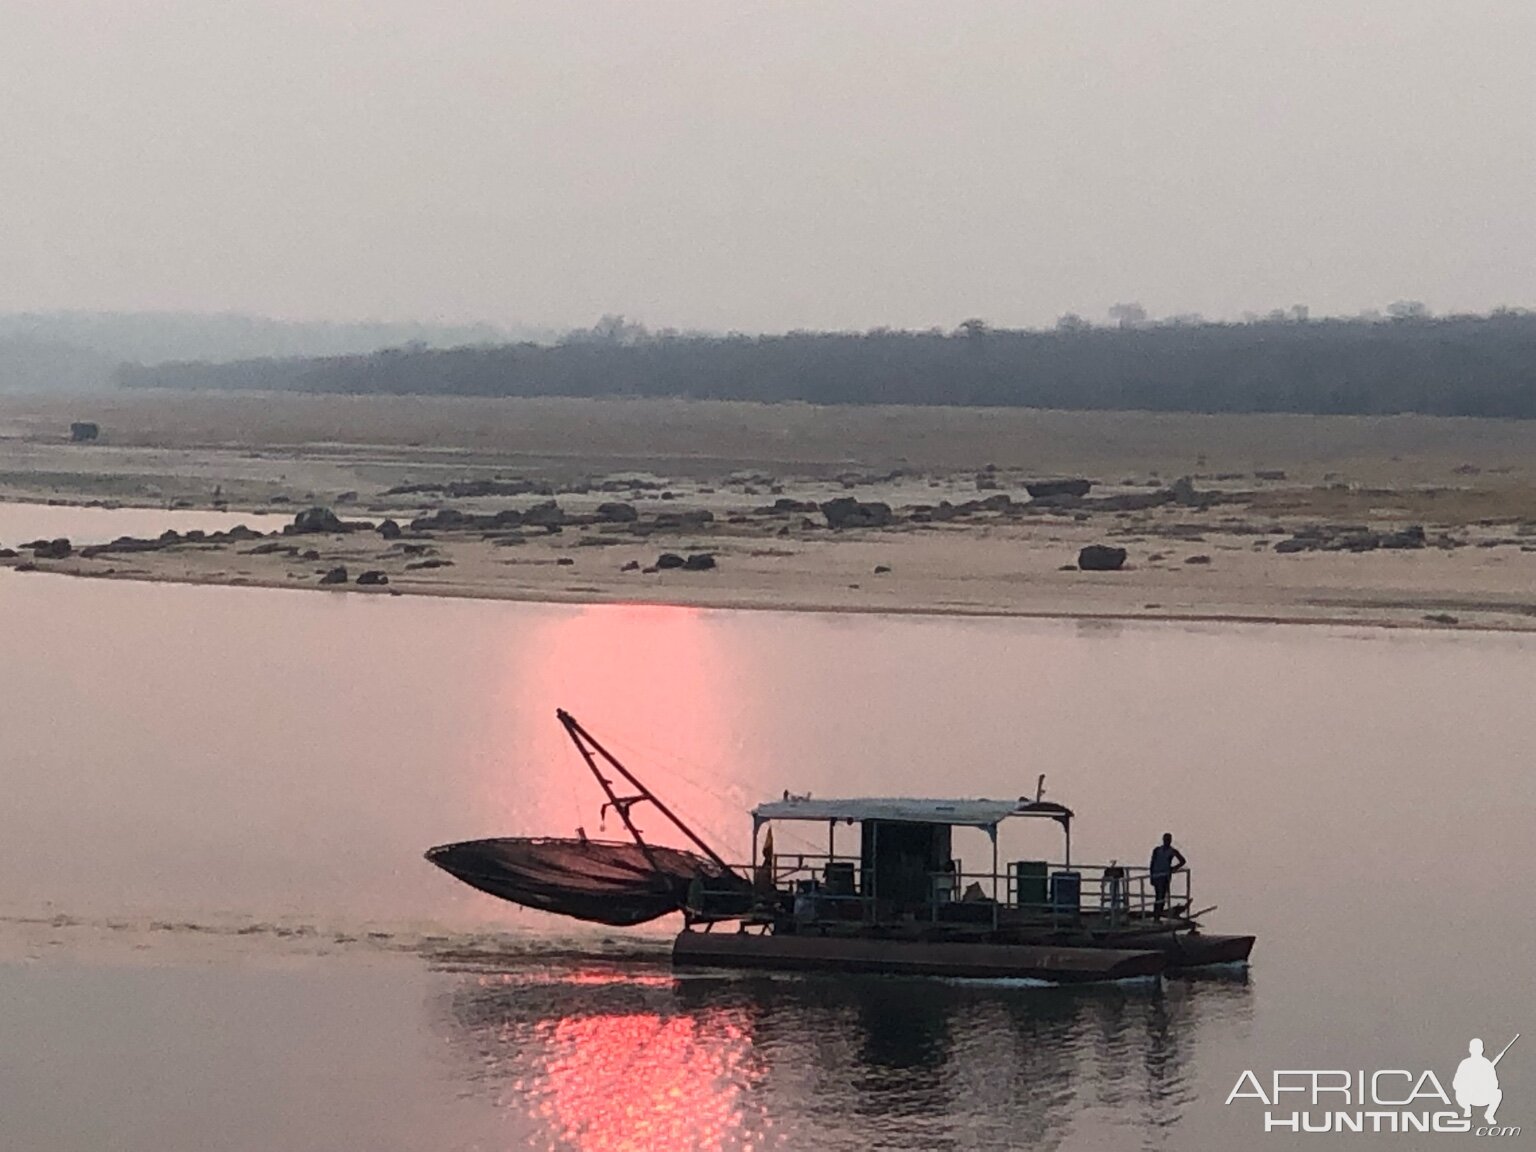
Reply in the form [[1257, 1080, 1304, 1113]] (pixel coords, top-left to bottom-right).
[[1149, 833, 1186, 918]]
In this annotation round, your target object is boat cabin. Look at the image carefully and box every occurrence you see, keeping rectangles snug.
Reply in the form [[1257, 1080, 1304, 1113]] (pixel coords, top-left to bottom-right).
[[738, 793, 1191, 934]]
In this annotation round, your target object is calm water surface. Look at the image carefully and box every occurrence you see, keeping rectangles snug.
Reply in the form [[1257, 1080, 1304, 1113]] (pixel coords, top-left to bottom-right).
[[1, 507, 1532, 1150], [0, 502, 291, 546]]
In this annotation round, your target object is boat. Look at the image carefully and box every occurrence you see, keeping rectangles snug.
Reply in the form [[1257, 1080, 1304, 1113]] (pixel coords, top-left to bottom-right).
[[426, 710, 1254, 985]]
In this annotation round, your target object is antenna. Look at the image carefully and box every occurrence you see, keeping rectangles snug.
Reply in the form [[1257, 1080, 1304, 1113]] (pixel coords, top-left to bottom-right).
[[1035, 774, 1046, 803]]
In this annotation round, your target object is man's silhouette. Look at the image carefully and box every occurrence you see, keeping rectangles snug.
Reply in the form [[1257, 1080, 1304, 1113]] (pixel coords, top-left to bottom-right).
[[1148, 833, 1186, 918], [1454, 1038, 1504, 1125]]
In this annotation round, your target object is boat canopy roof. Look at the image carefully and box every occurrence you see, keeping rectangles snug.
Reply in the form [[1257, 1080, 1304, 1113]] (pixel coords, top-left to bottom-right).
[[751, 796, 1073, 830]]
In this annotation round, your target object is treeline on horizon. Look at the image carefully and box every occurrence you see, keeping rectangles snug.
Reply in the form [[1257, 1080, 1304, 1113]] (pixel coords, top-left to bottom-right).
[[117, 310, 1536, 419], [0, 310, 554, 392]]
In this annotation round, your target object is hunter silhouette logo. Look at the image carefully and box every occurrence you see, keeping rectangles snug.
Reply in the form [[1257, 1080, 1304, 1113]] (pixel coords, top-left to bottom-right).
[[1226, 1031, 1521, 1136], [1455, 1035, 1517, 1126]]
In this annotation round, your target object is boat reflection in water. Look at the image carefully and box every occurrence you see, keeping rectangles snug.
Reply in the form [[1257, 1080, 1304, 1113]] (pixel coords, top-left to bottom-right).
[[432, 959, 1251, 1151]]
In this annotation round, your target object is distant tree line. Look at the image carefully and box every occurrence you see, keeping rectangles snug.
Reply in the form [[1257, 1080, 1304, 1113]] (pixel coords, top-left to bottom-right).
[[0, 310, 557, 392], [0, 310, 545, 364], [117, 310, 1536, 418]]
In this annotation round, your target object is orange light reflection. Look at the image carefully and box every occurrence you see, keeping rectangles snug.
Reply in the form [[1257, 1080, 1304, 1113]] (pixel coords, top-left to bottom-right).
[[527, 1002, 766, 1152]]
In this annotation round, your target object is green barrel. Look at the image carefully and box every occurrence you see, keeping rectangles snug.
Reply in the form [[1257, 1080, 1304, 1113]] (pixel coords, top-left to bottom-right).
[[1011, 860, 1049, 909]]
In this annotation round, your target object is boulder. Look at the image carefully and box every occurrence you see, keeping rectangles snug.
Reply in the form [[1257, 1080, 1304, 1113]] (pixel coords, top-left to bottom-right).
[[620, 560, 640, 571], [409, 508, 474, 532], [595, 502, 638, 523], [286, 506, 347, 535], [1027, 493, 1084, 510], [80, 536, 169, 557], [820, 497, 893, 530], [32, 538, 72, 560], [521, 500, 566, 529], [377, 518, 403, 540], [1321, 532, 1380, 553], [445, 478, 547, 498], [1273, 521, 1409, 554], [1169, 476, 1202, 507], [655, 552, 687, 570], [1026, 478, 1092, 500], [69, 421, 99, 442], [318, 566, 348, 585], [1077, 544, 1127, 571], [681, 552, 716, 571], [1380, 525, 1427, 550], [653, 509, 715, 530], [355, 570, 388, 586]]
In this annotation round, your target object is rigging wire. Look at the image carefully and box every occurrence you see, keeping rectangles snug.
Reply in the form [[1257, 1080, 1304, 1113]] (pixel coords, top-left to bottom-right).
[[592, 731, 757, 859], [554, 716, 830, 862], [560, 738, 588, 837], [595, 731, 832, 855]]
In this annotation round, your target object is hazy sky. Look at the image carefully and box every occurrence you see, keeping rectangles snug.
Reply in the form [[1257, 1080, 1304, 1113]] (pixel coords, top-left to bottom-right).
[[4, 2, 1534, 331]]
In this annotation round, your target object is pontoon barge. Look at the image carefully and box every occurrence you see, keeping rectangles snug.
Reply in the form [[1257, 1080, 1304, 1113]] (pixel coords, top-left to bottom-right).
[[426, 711, 1253, 985]]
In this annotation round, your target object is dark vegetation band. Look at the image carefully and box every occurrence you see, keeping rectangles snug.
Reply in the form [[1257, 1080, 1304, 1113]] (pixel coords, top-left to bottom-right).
[[119, 311, 1536, 419]]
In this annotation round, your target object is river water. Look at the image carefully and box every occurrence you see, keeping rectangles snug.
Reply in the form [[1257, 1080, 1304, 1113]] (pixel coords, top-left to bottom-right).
[[0, 508, 1531, 1150]]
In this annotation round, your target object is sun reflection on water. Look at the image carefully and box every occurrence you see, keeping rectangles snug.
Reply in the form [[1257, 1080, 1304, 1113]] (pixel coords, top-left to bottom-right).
[[532, 1008, 765, 1152], [471, 604, 757, 866], [445, 966, 772, 1152]]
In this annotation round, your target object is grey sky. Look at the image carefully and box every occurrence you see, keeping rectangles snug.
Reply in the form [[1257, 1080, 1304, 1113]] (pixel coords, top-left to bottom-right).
[[4, 2, 1533, 331]]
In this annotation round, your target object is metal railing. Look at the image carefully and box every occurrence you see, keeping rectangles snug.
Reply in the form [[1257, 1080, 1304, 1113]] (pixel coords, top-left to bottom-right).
[[748, 852, 1194, 930]]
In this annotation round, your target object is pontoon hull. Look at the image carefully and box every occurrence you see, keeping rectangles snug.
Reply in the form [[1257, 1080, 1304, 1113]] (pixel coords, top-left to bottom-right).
[[1157, 932, 1255, 968], [673, 930, 1166, 984], [1019, 928, 1257, 970]]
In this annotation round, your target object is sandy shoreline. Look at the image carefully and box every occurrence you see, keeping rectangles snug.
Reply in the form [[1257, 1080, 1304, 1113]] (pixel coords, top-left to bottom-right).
[[3, 391, 1535, 632], [22, 561, 1536, 637]]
